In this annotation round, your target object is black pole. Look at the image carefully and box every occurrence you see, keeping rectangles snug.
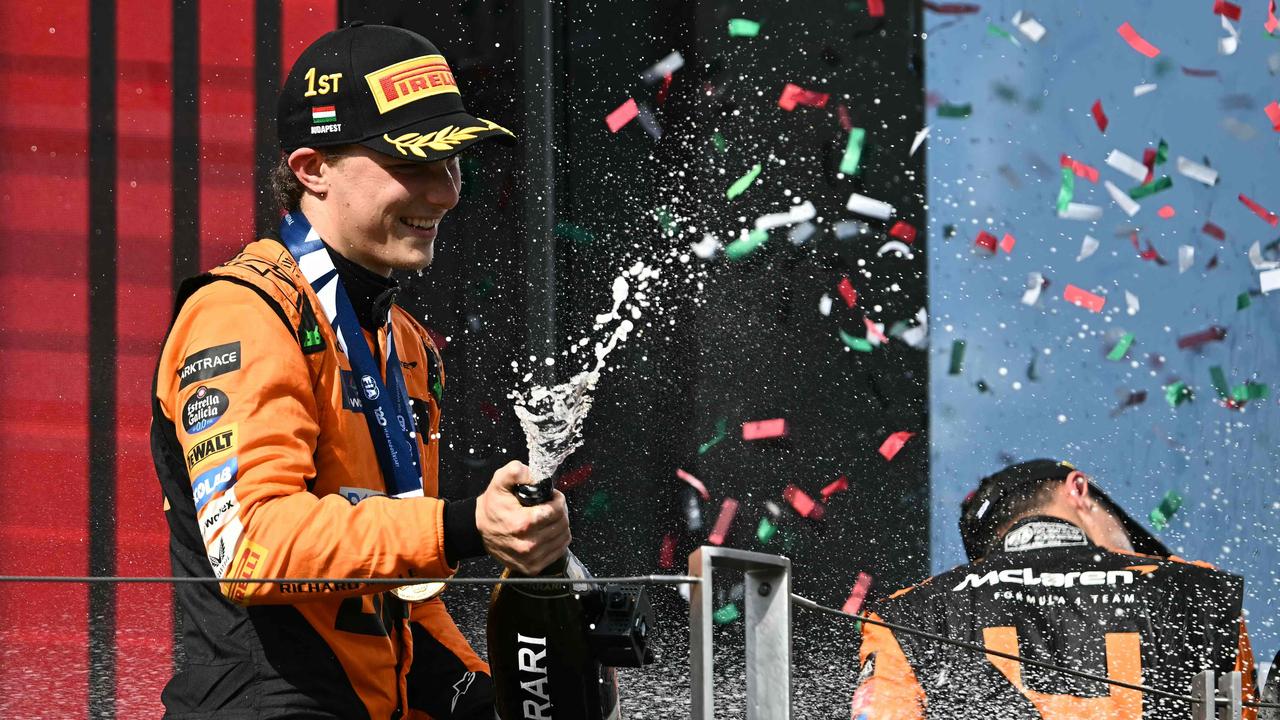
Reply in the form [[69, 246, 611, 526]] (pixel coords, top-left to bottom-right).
[[254, 0, 282, 238], [521, 0, 557, 380], [88, 1, 118, 716]]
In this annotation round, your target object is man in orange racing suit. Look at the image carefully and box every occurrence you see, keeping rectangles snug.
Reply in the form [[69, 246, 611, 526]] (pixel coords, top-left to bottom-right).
[[150, 23, 570, 719], [851, 459, 1257, 720]]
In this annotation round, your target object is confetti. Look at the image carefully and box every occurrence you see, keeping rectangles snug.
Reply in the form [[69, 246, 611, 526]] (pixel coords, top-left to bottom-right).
[[1105, 180, 1141, 217], [1181, 66, 1219, 78], [1219, 14, 1240, 55], [1210, 365, 1232, 400], [948, 340, 966, 375], [1110, 390, 1148, 417], [676, 468, 710, 500], [1012, 10, 1046, 42], [1178, 245, 1194, 272], [1176, 325, 1227, 350], [584, 489, 611, 520], [1058, 202, 1103, 221], [1176, 156, 1218, 186], [727, 163, 763, 199], [755, 201, 817, 231], [1165, 382, 1194, 407], [634, 102, 662, 139], [1117, 21, 1161, 57], [839, 329, 874, 353], [713, 603, 741, 624], [1237, 292, 1252, 310], [1261, 268, 1280, 294], [864, 317, 889, 346], [974, 230, 998, 253], [691, 235, 719, 259], [659, 532, 677, 569], [1064, 284, 1105, 312], [889, 220, 917, 244], [987, 23, 1018, 45], [725, 229, 768, 260], [1239, 193, 1279, 226], [821, 475, 850, 501], [640, 52, 684, 83], [937, 102, 973, 118], [877, 240, 915, 259], [778, 83, 830, 111], [756, 517, 777, 544], [1060, 154, 1099, 182], [783, 484, 825, 520], [683, 489, 704, 532], [818, 294, 833, 316], [1249, 241, 1280, 270], [1202, 222, 1226, 241], [834, 220, 870, 240], [846, 192, 895, 220], [655, 73, 673, 105], [1091, 100, 1109, 133], [712, 131, 727, 153], [838, 276, 858, 307], [836, 104, 853, 131], [557, 464, 594, 492], [605, 98, 639, 132], [878, 431, 915, 461], [842, 572, 873, 616], [1000, 233, 1017, 254], [1106, 150, 1149, 182], [1125, 290, 1140, 315], [1056, 168, 1075, 213], [923, 1, 981, 13], [1230, 383, 1269, 403], [840, 127, 867, 175], [789, 222, 816, 246], [708, 497, 739, 545], [1106, 332, 1135, 361], [910, 126, 931, 156], [1022, 272, 1045, 305], [1214, 0, 1242, 21], [1129, 176, 1173, 200], [1269, 0, 1279, 33], [698, 417, 728, 455], [743, 418, 788, 441], [867, 0, 886, 16], [1266, 101, 1280, 131], [1133, 83, 1158, 96], [1157, 206, 1177, 221], [1148, 491, 1184, 530], [728, 18, 761, 37], [1077, 235, 1100, 261]]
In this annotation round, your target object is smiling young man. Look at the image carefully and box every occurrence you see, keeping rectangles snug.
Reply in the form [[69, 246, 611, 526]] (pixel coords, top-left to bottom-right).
[[150, 23, 569, 719]]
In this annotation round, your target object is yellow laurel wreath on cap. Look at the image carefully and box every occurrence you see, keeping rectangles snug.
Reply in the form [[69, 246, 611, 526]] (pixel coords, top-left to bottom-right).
[[383, 119, 513, 158]]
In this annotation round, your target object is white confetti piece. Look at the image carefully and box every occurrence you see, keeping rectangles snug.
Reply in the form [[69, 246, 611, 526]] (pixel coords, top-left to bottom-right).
[[876, 240, 915, 259], [640, 51, 684, 83], [818, 293, 833, 316], [833, 220, 869, 240], [1249, 241, 1280, 270], [691, 234, 719, 259], [1077, 234, 1100, 261], [789, 221, 816, 245], [1125, 290, 1140, 315], [1058, 202, 1103, 221], [1178, 245, 1194, 274], [1262, 268, 1280, 294], [1133, 83, 1158, 97], [1106, 149, 1149, 182], [910, 126, 931, 156], [1021, 272, 1044, 306], [1105, 180, 1141, 217], [1176, 156, 1218, 186], [755, 201, 816, 230], [1219, 15, 1239, 56], [1012, 10, 1046, 42], [846, 192, 895, 221]]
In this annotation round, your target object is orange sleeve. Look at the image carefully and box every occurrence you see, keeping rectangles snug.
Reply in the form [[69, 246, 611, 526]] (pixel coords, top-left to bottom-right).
[[1237, 617, 1258, 720], [851, 613, 926, 720], [157, 282, 454, 605]]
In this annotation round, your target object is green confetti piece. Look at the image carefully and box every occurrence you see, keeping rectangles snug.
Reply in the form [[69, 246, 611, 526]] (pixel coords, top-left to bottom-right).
[[728, 18, 760, 37], [1230, 383, 1268, 402], [986, 22, 1015, 41], [839, 127, 866, 176], [698, 418, 728, 455], [654, 206, 676, 234], [937, 102, 972, 118], [1128, 176, 1173, 200], [948, 340, 966, 375], [1155, 139, 1169, 165], [1056, 167, 1075, 213], [584, 489, 611, 520], [712, 131, 727, 153], [1106, 333, 1135, 361], [1165, 381, 1193, 407], [725, 228, 769, 260], [757, 517, 777, 544], [838, 329, 874, 353], [1237, 292, 1251, 310], [1209, 366, 1230, 399], [1148, 490, 1183, 531], [727, 163, 763, 199], [713, 603, 741, 624], [553, 221, 595, 245]]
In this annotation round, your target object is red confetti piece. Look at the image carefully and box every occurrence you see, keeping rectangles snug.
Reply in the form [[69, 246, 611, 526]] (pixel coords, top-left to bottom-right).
[[1117, 22, 1161, 58], [1202, 222, 1226, 241], [778, 83, 830, 111], [974, 230, 998, 253], [1064, 284, 1106, 313], [1130, 232, 1168, 265], [1239, 193, 1280, 227], [676, 468, 710, 500], [656, 73, 673, 106], [1157, 205, 1176, 219], [605, 98, 639, 132], [1214, 0, 1242, 21], [708, 497, 739, 546], [842, 572, 873, 615], [867, 0, 885, 17], [878, 431, 915, 461], [838, 276, 858, 307], [889, 220, 917, 244], [1059, 154, 1099, 183], [479, 401, 502, 423], [1000, 233, 1016, 254], [836, 104, 853, 131], [1176, 325, 1227, 350], [821, 475, 850, 501], [556, 463, 593, 491], [1268, 0, 1279, 34], [923, 1, 981, 13], [659, 532, 677, 569], [1091, 100, 1109, 134], [742, 418, 788, 441], [863, 316, 889, 345], [783, 484, 825, 520], [1141, 147, 1157, 184], [1265, 101, 1280, 132]]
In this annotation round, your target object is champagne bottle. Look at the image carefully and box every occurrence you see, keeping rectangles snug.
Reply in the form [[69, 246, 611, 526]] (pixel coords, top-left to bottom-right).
[[488, 477, 621, 719]]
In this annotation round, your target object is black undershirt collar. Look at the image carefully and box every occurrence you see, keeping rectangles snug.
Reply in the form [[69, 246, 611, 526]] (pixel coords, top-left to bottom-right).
[[323, 243, 398, 333]]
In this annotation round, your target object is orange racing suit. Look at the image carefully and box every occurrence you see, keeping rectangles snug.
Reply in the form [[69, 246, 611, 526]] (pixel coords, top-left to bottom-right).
[[151, 236, 489, 719]]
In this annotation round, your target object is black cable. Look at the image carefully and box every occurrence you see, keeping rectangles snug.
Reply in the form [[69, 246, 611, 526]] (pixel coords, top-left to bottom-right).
[[791, 593, 1279, 711]]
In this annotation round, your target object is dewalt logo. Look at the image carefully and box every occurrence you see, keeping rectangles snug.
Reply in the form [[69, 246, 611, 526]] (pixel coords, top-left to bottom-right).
[[185, 424, 238, 472]]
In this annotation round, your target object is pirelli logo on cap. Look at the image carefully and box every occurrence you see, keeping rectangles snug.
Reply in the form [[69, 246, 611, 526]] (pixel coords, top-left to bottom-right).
[[365, 54, 458, 114]]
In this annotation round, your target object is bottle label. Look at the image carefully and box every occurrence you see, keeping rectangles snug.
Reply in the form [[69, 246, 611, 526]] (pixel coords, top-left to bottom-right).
[[516, 633, 552, 719]]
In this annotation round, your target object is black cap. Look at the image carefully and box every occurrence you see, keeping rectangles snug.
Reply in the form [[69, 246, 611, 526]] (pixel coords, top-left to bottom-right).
[[958, 459, 1170, 562], [278, 23, 514, 161]]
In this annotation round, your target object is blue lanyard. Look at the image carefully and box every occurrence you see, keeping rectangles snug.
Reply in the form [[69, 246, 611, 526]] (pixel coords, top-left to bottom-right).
[[279, 212, 423, 498]]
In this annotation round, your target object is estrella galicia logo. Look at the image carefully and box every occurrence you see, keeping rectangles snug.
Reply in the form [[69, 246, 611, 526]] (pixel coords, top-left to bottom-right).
[[361, 374, 380, 401], [178, 341, 241, 390], [192, 457, 238, 512], [182, 386, 229, 434]]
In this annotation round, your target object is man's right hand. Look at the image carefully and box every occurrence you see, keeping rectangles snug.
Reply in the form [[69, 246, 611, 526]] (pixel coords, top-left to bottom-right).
[[475, 461, 571, 575]]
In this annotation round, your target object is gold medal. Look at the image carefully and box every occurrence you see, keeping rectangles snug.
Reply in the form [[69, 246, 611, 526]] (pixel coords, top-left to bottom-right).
[[392, 581, 445, 602]]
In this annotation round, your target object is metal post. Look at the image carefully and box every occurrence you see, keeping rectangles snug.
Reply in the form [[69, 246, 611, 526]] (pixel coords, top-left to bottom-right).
[[521, 0, 557, 375], [1191, 670, 1216, 720], [688, 546, 792, 720], [1216, 671, 1242, 720]]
